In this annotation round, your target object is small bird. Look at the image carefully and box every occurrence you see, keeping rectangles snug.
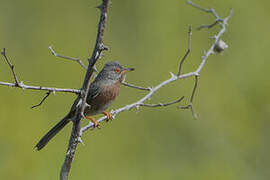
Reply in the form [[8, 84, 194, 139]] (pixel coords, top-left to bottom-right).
[[35, 61, 134, 150]]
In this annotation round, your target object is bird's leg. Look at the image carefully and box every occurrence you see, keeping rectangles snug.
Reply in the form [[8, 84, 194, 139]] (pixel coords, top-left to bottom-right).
[[103, 111, 113, 122], [85, 116, 100, 128]]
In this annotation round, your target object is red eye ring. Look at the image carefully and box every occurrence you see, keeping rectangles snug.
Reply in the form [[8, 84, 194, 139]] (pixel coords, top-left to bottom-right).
[[114, 67, 121, 73]]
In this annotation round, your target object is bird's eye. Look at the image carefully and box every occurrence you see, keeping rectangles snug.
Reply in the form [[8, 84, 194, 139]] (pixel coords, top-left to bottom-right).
[[114, 67, 121, 73]]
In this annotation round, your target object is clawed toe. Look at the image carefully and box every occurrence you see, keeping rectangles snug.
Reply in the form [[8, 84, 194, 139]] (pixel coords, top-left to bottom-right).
[[85, 116, 100, 129], [103, 111, 113, 122]]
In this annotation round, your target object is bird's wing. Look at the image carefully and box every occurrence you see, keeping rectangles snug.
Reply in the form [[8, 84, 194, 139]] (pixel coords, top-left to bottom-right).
[[68, 82, 102, 114], [87, 81, 102, 100]]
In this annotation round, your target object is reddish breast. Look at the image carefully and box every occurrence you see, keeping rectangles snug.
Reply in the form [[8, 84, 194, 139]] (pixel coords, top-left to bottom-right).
[[85, 81, 121, 115], [100, 81, 121, 102]]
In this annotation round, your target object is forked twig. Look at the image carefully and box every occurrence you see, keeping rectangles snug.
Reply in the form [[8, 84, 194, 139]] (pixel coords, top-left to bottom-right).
[[178, 76, 198, 119], [48, 46, 87, 70], [187, 0, 220, 19]]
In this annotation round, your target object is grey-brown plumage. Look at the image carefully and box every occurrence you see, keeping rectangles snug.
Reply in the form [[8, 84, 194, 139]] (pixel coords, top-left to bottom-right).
[[35, 61, 134, 150]]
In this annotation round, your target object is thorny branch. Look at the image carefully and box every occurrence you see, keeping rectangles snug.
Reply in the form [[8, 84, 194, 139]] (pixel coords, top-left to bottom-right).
[[60, 1, 111, 180], [48, 46, 87, 70], [0, 80, 80, 94], [0, 0, 233, 179]]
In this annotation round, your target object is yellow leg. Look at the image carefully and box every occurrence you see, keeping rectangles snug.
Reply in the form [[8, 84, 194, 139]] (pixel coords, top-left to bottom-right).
[[85, 116, 100, 128], [103, 111, 113, 122]]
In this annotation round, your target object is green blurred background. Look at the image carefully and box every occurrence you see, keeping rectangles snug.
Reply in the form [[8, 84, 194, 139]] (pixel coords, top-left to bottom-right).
[[0, 0, 269, 179]]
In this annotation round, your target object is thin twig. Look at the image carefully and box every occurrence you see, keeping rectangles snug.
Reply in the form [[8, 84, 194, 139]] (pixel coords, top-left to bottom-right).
[[48, 46, 87, 70], [140, 96, 184, 107], [122, 82, 151, 91], [1, 48, 19, 85], [178, 26, 192, 76], [190, 76, 198, 103], [187, 0, 229, 31], [178, 76, 198, 119], [187, 0, 220, 19], [31, 91, 51, 109], [0, 81, 80, 94], [197, 19, 222, 30]]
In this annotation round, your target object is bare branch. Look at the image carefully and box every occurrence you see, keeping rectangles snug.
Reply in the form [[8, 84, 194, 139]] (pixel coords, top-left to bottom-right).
[[122, 82, 151, 91], [192, 5, 233, 75], [187, 0, 233, 31], [178, 76, 199, 119], [187, 0, 220, 19], [48, 46, 87, 70], [31, 91, 51, 109], [1, 48, 19, 85], [60, 1, 111, 179], [197, 19, 222, 30], [178, 26, 192, 76], [0, 81, 80, 94], [140, 96, 184, 107]]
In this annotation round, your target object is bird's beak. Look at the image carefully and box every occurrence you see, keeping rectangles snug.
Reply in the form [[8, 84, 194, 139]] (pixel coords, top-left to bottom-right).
[[121, 67, 135, 74]]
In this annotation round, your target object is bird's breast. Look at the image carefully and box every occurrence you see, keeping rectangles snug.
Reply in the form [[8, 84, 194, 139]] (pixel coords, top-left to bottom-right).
[[85, 81, 121, 116], [101, 81, 121, 101]]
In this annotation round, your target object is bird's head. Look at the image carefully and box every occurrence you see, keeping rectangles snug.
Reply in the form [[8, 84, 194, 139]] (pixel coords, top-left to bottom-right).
[[97, 61, 134, 83]]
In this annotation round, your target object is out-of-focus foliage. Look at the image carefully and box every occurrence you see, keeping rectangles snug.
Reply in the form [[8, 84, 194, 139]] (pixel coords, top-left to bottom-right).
[[0, 0, 269, 179]]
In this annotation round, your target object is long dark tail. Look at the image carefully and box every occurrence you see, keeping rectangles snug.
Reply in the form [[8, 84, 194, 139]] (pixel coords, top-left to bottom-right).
[[35, 115, 70, 151]]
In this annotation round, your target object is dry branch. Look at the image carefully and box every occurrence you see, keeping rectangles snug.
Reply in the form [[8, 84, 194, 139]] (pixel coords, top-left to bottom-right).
[[60, 1, 111, 179], [179, 75, 199, 119], [0, 80, 80, 94], [49, 46, 87, 70]]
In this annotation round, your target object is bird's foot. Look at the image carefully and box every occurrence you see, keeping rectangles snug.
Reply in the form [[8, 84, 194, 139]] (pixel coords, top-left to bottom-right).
[[103, 111, 113, 122], [85, 116, 100, 129]]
